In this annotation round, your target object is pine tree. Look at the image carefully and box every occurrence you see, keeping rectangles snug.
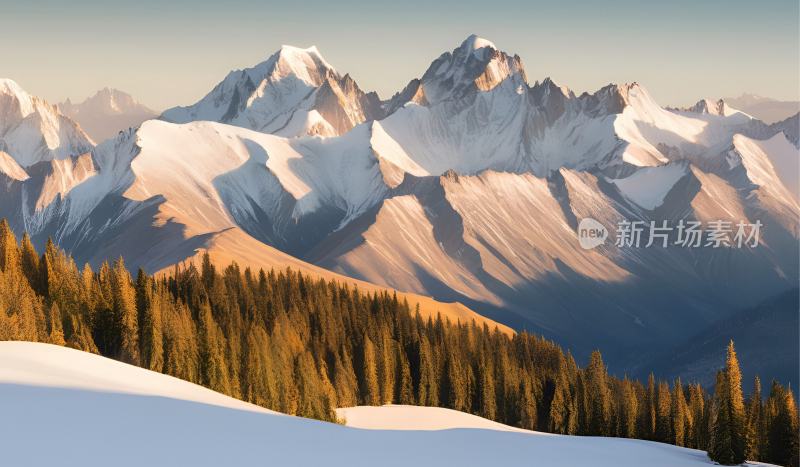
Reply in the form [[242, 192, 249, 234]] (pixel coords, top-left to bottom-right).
[[745, 376, 763, 460], [708, 341, 747, 465], [46, 302, 65, 346], [671, 378, 688, 446], [620, 377, 638, 438], [19, 233, 40, 291], [586, 350, 612, 436], [725, 341, 748, 462], [243, 325, 275, 407], [137, 274, 164, 372], [359, 335, 380, 405], [111, 257, 139, 365], [519, 377, 538, 430], [709, 370, 734, 464], [332, 347, 358, 408], [396, 345, 414, 405], [478, 351, 497, 420], [688, 383, 706, 449], [644, 373, 657, 440], [443, 348, 468, 412], [198, 301, 231, 394], [417, 335, 438, 406], [0, 219, 20, 274], [378, 330, 396, 404], [656, 381, 672, 443]]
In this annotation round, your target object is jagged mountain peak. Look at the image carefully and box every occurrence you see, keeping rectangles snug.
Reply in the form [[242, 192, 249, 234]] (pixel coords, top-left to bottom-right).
[[684, 98, 747, 118], [0, 78, 28, 97], [574, 82, 657, 116], [663, 97, 756, 123], [530, 77, 573, 100], [161, 44, 380, 137], [0, 78, 37, 118], [261, 44, 337, 85], [0, 79, 94, 167], [388, 35, 527, 108]]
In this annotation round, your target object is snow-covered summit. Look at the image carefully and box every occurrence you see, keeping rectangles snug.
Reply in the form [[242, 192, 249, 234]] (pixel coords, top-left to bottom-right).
[[161, 45, 382, 137], [273, 45, 336, 79], [0, 78, 94, 167], [459, 34, 497, 56], [0, 78, 36, 117], [412, 35, 526, 105]]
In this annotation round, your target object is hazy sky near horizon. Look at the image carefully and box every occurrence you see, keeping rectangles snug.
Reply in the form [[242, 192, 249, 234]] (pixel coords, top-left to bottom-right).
[[1, 0, 797, 110]]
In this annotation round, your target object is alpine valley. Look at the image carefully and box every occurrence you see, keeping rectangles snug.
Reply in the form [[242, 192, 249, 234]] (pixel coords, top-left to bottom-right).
[[0, 35, 797, 385]]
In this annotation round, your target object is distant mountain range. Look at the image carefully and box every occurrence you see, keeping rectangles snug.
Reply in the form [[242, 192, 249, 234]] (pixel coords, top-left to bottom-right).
[[0, 35, 797, 382], [59, 88, 158, 143], [723, 93, 799, 124]]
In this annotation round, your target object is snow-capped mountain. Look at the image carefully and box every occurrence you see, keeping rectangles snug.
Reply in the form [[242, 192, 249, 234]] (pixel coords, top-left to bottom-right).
[[0, 36, 797, 379], [161, 45, 382, 137], [0, 79, 94, 168], [59, 88, 157, 143]]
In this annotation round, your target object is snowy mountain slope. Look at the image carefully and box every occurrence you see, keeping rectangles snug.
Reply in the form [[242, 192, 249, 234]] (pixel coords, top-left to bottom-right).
[[732, 133, 800, 207], [59, 88, 158, 142], [0, 111, 506, 332], [122, 120, 388, 255], [1, 342, 765, 467], [312, 156, 797, 359], [161, 45, 382, 137], [0, 79, 94, 167], [611, 162, 688, 210], [0, 150, 28, 181]]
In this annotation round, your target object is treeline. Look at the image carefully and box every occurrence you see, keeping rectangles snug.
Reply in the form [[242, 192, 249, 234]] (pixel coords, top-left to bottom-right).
[[0, 220, 796, 466]]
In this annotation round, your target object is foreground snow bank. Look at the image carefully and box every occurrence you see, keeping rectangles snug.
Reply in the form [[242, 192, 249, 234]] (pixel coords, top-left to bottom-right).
[[337, 405, 534, 432], [0, 342, 767, 467]]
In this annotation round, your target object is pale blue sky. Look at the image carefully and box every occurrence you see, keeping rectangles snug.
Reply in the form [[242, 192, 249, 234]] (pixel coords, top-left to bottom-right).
[[1, 0, 797, 110]]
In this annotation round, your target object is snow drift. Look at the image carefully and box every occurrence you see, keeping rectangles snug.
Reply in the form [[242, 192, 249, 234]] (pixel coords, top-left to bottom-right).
[[0, 342, 766, 467]]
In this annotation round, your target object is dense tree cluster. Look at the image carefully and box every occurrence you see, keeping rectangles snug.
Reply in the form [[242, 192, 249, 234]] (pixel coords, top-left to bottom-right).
[[0, 220, 796, 465]]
